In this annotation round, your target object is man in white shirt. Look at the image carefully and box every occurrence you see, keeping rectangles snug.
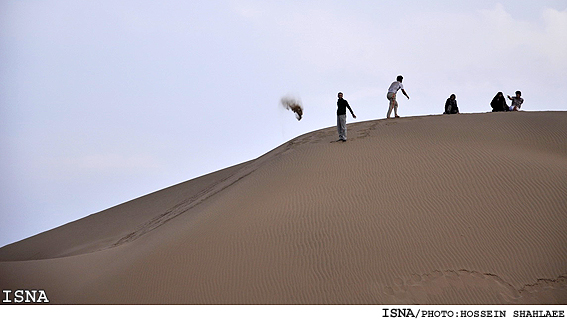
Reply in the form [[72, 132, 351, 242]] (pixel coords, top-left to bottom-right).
[[387, 75, 410, 118], [507, 91, 524, 111]]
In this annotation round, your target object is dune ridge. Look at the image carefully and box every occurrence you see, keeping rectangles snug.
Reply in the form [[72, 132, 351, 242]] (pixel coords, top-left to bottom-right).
[[1, 111, 566, 304]]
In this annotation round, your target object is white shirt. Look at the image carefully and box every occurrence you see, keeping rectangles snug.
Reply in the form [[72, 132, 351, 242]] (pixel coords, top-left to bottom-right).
[[388, 81, 404, 93]]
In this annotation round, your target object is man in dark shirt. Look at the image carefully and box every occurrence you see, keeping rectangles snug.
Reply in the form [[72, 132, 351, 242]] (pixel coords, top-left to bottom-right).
[[444, 94, 459, 114], [336, 92, 356, 142]]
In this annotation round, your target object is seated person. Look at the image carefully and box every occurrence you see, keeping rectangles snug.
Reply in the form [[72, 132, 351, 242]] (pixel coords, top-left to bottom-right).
[[507, 91, 524, 111], [444, 94, 459, 114], [491, 92, 508, 112]]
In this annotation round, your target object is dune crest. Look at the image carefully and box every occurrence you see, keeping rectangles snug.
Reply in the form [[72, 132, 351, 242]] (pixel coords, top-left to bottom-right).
[[1, 111, 566, 304]]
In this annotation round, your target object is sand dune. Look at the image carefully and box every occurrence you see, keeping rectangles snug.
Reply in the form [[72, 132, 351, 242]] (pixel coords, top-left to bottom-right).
[[1, 111, 566, 304]]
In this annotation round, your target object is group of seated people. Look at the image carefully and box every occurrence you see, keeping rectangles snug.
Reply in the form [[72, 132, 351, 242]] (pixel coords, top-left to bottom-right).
[[443, 91, 524, 114], [491, 91, 524, 112]]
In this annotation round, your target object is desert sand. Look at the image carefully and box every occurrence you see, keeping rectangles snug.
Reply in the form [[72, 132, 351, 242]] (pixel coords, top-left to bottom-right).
[[1, 111, 566, 304]]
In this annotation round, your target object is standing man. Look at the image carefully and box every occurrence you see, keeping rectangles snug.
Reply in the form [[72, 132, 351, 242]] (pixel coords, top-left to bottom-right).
[[387, 75, 410, 118], [336, 92, 356, 142]]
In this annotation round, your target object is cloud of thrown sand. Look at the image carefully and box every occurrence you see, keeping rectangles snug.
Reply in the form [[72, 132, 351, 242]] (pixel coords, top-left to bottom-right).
[[280, 95, 303, 121]]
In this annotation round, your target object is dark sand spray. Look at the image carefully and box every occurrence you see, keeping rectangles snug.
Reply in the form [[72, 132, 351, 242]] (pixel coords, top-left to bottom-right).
[[280, 96, 303, 121]]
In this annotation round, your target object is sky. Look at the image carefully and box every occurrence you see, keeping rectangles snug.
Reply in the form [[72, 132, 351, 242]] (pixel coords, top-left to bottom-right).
[[1, 0, 566, 248]]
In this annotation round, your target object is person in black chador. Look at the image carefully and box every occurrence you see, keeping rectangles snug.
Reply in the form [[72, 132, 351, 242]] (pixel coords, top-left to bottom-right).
[[444, 94, 459, 114], [491, 92, 508, 112], [336, 92, 356, 142]]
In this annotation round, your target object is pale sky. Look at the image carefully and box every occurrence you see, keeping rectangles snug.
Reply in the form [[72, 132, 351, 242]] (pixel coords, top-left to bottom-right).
[[1, 0, 566, 247]]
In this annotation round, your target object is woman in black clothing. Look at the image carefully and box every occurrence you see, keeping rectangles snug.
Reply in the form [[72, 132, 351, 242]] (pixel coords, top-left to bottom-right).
[[491, 92, 508, 112]]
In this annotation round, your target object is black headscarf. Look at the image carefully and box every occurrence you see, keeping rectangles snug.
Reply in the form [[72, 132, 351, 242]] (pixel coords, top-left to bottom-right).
[[491, 92, 507, 112]]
